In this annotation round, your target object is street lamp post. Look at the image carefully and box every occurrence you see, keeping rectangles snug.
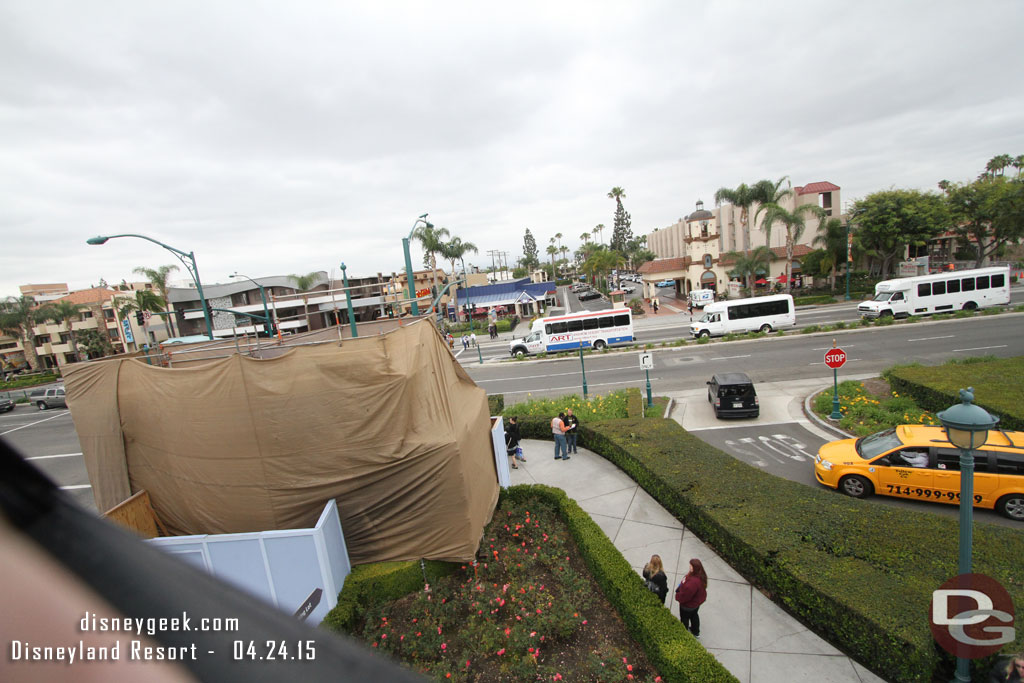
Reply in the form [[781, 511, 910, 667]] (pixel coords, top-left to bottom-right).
[[578, 343, 589, 398], [844, 221, 853, 301], [402, 213, 431, 317], [936, 387, 1000, 683], [340, 263, 358, 338], [87, 234, 214, 339], [229, 272, 274, 337]]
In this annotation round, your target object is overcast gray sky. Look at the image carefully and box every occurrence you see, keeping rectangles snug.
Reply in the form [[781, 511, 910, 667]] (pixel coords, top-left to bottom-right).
[[3, 0, 1023, 297]]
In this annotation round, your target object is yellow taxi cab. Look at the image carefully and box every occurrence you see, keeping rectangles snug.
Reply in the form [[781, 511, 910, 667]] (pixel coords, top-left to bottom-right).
[[813, 424, 1024, 520]]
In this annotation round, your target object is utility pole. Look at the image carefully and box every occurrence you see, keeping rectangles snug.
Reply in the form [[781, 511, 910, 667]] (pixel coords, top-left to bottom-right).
[[487, 249, 500, 273]]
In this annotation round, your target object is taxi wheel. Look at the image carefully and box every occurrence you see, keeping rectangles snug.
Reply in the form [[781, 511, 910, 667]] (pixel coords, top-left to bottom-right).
[[995, 494, 1024, 521], [839, 475, 873, 499]]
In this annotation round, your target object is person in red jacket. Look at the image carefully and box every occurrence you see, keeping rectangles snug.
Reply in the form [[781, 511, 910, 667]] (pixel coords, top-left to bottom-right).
[[674, 558, 708, 637]]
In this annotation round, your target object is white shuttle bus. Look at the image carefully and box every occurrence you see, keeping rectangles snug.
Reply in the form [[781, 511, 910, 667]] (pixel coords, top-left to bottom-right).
[[857, 266, 1010, 319], [690, 294, 795, 338], [509, 308, 634, 358]]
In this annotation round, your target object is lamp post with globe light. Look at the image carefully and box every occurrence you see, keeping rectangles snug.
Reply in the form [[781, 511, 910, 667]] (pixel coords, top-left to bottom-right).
[[936, 387, 999, 683]]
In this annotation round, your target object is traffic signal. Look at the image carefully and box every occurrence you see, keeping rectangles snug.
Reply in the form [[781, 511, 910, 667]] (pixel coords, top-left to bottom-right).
[[136, 311, 145, 326]]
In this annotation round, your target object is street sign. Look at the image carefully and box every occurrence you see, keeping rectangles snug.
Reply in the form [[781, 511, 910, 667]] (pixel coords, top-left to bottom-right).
[[143, 310, 152, 321], [639, 352, 653, 370], [824, 348, 847, 369], [293, 587, 323, 621]]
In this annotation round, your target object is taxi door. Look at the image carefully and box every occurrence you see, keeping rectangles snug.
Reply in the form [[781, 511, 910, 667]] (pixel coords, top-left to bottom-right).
[[933, 449, 999, 508], [874, 447, 933, 499]]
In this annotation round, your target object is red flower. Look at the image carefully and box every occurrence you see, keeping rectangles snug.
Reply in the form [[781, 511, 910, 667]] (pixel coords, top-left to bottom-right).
[[496, 648, 505, 656]]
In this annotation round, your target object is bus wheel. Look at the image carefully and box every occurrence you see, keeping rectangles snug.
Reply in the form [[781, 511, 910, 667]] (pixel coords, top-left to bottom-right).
[[593, 340, 607, 351], [839, 475, 873, 499], [759, 324, 772, 333], [996, 494, 1024, 521], [963, 301, 978, 311]]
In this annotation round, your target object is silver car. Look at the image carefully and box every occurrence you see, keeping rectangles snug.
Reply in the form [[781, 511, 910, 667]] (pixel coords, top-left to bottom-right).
[[33, 387, 67, 410]]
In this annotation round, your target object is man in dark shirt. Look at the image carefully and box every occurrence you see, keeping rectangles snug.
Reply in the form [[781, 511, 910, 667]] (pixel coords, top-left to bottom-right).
[[564, 408, 579, 454]]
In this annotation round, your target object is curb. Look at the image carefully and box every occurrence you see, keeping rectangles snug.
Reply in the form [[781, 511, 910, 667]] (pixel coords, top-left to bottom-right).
[[802, 387, 856, 440]]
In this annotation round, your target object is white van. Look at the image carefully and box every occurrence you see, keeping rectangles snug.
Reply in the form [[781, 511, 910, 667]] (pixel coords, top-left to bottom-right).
[[690, 294, 795, 338], [689, 289, 715, 308], [857, 266, 1010, 319]]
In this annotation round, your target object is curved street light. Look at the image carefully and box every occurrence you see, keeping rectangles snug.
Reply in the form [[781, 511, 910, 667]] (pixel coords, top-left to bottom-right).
[[229, 272, 274, 337], [87, 234, 214, 339], [402, 213, 432, 317]]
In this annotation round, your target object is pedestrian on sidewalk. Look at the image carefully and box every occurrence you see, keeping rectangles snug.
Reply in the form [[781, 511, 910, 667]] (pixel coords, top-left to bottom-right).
[[461, 334, 469, 350], [551, 413, 569, 460], [563, 408, 579, 454], [675, 558, 708, 637], [642, 554, 669, 605], [505, 417, 521, 470], [507, 416, 525, 462], [652, 297, 659, 314], [470, 331, 477, 347]]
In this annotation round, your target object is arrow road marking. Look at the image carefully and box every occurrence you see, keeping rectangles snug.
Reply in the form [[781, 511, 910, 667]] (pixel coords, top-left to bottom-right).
[[758, 435, 806, 462]]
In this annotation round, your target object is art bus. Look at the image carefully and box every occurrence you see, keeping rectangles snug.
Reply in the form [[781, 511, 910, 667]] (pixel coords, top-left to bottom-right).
[[689, 294, 795, 338], [509, 308, 634, 358], [857, 266, 1010, 319]]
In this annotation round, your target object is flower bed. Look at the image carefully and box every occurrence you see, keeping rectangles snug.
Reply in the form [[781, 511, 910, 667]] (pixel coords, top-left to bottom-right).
[[811, 379, 939, 436]]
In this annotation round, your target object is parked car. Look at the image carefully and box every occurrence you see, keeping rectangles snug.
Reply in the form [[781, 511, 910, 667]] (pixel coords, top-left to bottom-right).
[[578, 290, 603, 301], [32, 387, 67, 410], [0, 396, 14, 413], [656, 279, 675, 288], [707, 373, 759, 419], [814, 424, 1024, 520]]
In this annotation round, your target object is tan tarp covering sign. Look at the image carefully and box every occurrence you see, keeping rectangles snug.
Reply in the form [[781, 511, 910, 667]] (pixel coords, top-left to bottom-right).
[[63, 322, 498, 565]]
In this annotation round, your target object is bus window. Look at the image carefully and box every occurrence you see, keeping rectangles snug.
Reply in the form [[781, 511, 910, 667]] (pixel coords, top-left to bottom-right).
[[992, 273, 1005, 287], [614, 314, 630, 326], [567, 319, 583, 332], [977, 276, 990, 289], [583, 317, 599, 330], [551, 322, 568, 334], [918, 283, 931, 296], [932, 281, 945, 296], [962, 277, 975, 292], [599, 316, 614, 328], [947, 279, 960, 293]]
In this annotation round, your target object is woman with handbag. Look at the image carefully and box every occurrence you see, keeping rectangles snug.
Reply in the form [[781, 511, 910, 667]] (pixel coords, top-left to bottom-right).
[[505, 416, 524, 469], [674, 558, 708, 637], [642, 554, 669, 605]]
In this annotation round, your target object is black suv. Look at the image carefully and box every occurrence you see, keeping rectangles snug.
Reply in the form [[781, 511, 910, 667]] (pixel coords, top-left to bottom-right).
[[707, 373, 759, 418]]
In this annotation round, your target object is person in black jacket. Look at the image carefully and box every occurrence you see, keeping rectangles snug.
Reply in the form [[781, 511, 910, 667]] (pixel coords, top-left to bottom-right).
[[990, 653, 1024, 683], [563, 408, 579, 454], [642, 554, 669, 605], [505, 416, 525, 468]]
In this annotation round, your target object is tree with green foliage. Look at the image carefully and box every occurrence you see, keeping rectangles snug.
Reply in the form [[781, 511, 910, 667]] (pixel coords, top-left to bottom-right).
[[545, 244, 558, 281], [117, 290, 168, 348], [812, 217, 854, 292], [288, 271, 324, 331], [723, 247, 774, 296], [941, 170, 1024, 267], [580, 246, 624, 290], [984, 154, 1015, 178], [759, 203, 826, 292], [39, 300, 86, 362], [850, 189, 949, 277], [592, 223, 605, 245], [522, 228, 539, 270], [412, 224, 451, 305], [75, 327, 114, 359], [441, 236, 478, 283], [1, 296, 46, 370], [579, 231, 591, 245], [133, 264, 180, 337], [714, 182, 759, 253], [608, 187, 633, 253]]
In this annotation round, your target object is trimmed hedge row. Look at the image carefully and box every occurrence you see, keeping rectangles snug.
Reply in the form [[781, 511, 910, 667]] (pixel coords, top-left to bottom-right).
[[321, 560, 459, 633], [884, 357, 1024, 431], [502, 485, 736, 683], [793, 294, 835, 306], [515, 416, 1023, 682], [486, 394, 505, 415]]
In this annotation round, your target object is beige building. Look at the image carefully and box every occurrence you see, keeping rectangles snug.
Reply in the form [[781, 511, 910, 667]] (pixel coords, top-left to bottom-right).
[[640, 181, 841, 298]]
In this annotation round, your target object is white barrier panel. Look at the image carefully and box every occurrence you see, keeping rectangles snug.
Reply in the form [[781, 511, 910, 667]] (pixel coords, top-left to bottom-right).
[[148, 500, 350, 625], [491, 416, 511, 488]]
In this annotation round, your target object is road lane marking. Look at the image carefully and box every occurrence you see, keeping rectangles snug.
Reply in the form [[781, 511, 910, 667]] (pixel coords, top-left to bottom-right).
[[0, 411, 69, 436], [498, 378, 659, 396], [812, 345, 857, 351], [472, 366, 639, 383], [688, 419, 811, 431], [808, 359, 861, 365], [26, 452, 83, 460], [710, 354, 751, 361], [60, 484, 92, 490], [906, 335, 955, 342], [952, 345, 1007, 352]]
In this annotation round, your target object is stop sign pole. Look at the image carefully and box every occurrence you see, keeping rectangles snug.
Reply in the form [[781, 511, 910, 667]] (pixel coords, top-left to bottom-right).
[[824, 340, 847, 420]]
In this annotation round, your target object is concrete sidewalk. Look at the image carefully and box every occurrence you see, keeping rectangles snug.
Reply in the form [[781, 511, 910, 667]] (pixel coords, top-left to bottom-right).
[[509, 436, 884, 683]]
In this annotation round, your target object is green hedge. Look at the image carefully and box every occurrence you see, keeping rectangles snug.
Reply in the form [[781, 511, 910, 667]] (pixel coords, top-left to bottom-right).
[[0, 372, 61, 391], [793, 294, 835, 306], [321, 560, 459, 633], [884, 357, 1024, 431], [486, 394, 504, 415], [502, 485, 736, 683], [514, 416, 1022, 682]]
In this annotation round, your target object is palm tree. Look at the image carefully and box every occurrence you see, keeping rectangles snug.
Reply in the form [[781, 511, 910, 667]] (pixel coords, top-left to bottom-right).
[[116, 290, 168, 348], [288, 272, 324, 331], [759, 203, 827, 292], [413, 224, 451, 307], [607, 187, 626, 205], [0, 296, 44, 371], [546, 244, 559, 281], [1013, 154, 1024, 178], [714, 182, 759, 255], [986, 154, 1014, 177], [133, 264, 180, 337], [40, 300, 86, 362], [441, 236, 478, 310], [751, 176, 794, 240], [579, 232, 591, 245], [554, 232, 563, 253], [592, 224, 605, 244], [724, 247, 774, 296], [812, 218, 849, 292]]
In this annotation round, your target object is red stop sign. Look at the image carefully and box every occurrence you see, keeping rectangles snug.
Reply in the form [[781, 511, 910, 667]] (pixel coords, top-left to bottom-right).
[[824, 348, 847, 369]]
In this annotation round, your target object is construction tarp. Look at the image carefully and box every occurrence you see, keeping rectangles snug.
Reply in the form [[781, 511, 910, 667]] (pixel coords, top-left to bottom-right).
[[63, 322, 498, 565]]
